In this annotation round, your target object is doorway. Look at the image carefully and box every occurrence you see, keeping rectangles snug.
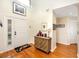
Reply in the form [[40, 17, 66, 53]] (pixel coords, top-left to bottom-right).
[[53, 5, 78, 45], [2, 17, 28, 51]]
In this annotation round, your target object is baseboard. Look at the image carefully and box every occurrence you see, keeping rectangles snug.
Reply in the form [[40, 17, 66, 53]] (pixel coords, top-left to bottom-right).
[[70, 43, 77, 45], [0, 48, 14, 54], [77, 53, 79, 58], [29, 41, 34, 44], [57, 42, 70, 45], [51, 46, 57, 52]]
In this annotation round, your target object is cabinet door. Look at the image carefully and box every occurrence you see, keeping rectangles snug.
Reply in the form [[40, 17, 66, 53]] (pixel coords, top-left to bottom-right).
[[40, 39, 49, 52], [35, 37, 51, 53]]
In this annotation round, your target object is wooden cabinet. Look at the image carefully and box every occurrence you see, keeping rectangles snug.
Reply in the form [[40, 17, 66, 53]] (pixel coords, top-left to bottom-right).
[[34, 36, 51, 53]]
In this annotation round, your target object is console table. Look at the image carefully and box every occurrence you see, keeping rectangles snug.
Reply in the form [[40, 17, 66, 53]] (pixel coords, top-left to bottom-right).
[[34, 36, 51, 53]]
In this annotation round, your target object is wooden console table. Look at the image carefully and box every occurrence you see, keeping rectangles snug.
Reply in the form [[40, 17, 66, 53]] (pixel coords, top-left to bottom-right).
[[34, 36, 51, 53]]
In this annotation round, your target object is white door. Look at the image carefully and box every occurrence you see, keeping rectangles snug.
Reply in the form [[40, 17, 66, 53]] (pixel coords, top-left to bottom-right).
[[2, 17, 28, 51], [13, 19, 27, 48]]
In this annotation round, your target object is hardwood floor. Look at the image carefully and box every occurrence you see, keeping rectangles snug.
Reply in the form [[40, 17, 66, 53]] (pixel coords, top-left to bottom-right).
[[0, 43, 77, 58]]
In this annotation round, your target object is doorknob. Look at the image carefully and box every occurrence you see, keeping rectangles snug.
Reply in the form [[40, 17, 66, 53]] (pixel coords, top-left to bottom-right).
[[14, 31, 16, 35]]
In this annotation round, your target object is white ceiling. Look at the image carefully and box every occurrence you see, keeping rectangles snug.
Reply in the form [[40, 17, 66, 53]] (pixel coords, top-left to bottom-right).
[[54, 4, 78, 17], [31, 0, 79, 17], [32, 0, 79, 9]]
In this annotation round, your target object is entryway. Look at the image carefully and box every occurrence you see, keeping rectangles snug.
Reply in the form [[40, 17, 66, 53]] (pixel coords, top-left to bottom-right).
[[1, 17, 29, 51]]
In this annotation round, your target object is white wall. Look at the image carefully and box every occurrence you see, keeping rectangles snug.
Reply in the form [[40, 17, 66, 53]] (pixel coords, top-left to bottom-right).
[[56, 17, 68, 44], [77, 18, 79, 57], [30, 0, 57, 52], [29, 0, 79, 52], [53, 12, 57, 49], [68, 17, 77, 44], [0, 0, 31, 52], [56, 17, 77, 45]]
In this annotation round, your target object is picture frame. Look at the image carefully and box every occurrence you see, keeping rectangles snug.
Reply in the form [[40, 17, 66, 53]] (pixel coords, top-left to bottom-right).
[[13, 2, 26, 16], [41, 23, 47, 31]]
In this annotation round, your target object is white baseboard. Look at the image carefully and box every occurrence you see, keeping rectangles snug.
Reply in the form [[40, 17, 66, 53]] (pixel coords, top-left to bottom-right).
[[57, 42, 70, 45], [29, 41, 34, 44], [0, 48, 14, 54], [77, 53, 79, 58], [51, 46, 57, 52]]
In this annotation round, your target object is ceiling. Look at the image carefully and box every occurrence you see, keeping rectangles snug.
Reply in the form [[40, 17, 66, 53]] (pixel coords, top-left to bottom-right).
[[31, 0, 79, 9], [54, 3, 79, 17]]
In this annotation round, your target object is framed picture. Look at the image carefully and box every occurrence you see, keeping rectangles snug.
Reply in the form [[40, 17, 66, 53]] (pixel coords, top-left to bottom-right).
[[41, 23, 47, 31], [13, 2, 26, 16]]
